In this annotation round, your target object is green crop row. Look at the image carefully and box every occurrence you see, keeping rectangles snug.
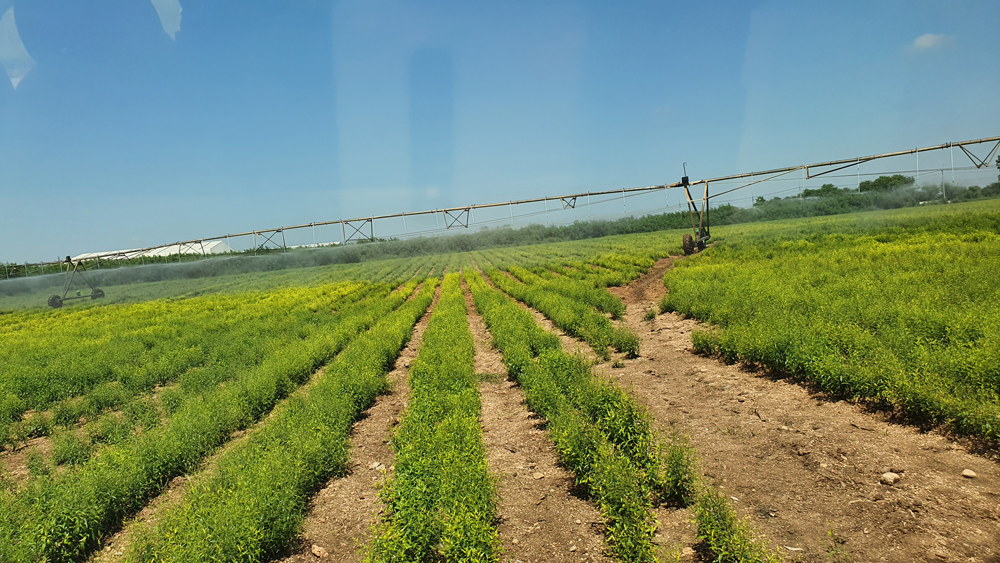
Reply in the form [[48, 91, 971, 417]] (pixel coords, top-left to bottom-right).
[[124, 279, 439, 563], [1, 283, 379, 451], [0, 280, 370, 439], [692, 488, 780, 563], [485, 267, 639, 359], [465, 270, 694, 561], [536, 262, 617, 288], [662, 203, 1000, 442], [508, 265, 626, 318], [0, 280, 422, 563], [370, 273, 499, 562], [546, 259, 636, 288]]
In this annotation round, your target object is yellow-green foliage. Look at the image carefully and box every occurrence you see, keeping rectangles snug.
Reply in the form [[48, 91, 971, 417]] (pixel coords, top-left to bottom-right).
[[126, 280, 439, 563], [693, 488, 781, 563], [663, 201, 1000, 440], [0, 280, 368, 437], [0, 281, 419, 563], [508, 265, 626, 318], [486, 268, 639, 359], [371, 274, 499, 562], [465, 270, 693, 562]]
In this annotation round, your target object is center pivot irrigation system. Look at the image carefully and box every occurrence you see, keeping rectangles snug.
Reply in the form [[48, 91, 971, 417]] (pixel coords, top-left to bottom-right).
[[47, 257, 105, 308], [14, 134, 998, 308]]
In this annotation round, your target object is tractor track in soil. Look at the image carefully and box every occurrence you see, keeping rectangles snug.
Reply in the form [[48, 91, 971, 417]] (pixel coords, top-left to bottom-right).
[[462, 277, 612, 563], [277, 281, 441, 563], [601, 257, 999, 563]]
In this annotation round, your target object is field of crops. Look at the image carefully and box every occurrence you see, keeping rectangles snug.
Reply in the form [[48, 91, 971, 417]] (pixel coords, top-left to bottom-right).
[[663, 199, 1000, 441], [1, 201, 998, 562]]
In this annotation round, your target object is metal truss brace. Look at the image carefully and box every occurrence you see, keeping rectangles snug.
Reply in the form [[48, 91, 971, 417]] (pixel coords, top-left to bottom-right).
[[560, 196, 577, 209], [806, 157, 877, 180], [255, 229, 287, 251], [342, 219, 373, 242], [958, 140, 1000, 169], [178, 241, 203, 256], [443, 208, 470, 229]]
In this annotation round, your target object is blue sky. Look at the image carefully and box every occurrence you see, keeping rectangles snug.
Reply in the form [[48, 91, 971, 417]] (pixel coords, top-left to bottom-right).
[[1, 0, 999, 263]]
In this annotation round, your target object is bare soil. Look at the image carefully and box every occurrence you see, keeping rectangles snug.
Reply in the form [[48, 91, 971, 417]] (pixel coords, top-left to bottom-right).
[[277, 283, 442, 563], [462, 278, 612, 563], [602, 257, 1000, 563], [0, 435, 52, 487]]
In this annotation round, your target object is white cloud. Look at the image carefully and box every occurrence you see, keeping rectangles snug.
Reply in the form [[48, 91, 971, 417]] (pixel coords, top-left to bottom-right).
[[912, 33, 954, 51], [151, 0, 182, 40], [0, 7, 36, 89]]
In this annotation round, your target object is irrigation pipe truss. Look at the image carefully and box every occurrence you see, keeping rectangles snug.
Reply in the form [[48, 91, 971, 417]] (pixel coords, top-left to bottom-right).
[[9, 134, 1000, 271]]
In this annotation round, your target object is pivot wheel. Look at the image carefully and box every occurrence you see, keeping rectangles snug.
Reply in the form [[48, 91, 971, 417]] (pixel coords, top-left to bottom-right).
[[47, 295, 63, 308], [91, 288, 105, 300], [682, 234, 695, 256]]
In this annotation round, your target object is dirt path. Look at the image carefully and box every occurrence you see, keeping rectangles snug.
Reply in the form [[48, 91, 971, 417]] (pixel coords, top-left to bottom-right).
[[461, 278, 612, 563], [277, 283, 442, 563], [603, 257, 1000, 563]]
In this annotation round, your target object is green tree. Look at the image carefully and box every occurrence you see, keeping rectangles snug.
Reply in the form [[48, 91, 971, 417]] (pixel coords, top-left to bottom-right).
[[859, 174, 915, 193], [802, 183, 845, 198]]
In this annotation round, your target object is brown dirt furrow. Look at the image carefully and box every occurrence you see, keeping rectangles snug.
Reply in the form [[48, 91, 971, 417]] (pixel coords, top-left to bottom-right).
[[84, 281, 430, 563], [88, 473, 190, 563], [1, 435, 52, 488], [89, 364, 345, 562], [472, 266, 597, 362], [603, 257, 1000, 563], [461, 279, 612, 563], [278, 282, 442, 563], [605, 256, 674, 306]]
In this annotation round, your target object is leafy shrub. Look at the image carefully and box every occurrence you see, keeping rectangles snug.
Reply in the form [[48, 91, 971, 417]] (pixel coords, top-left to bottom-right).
[[87, 382, 131, 414], [661, 437, 698, 506], [51, 431, 93, 466], [21, 412, 53, 440], [52, 398, 88, 427], [88, 412, 133, 445], [25, 450, 51, 478], [0, 393, 25, 425], [693, 488, 780, 563]]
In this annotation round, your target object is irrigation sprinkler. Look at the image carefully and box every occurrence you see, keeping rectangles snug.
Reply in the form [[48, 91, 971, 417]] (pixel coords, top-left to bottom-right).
[[46, 256, 105, 308], [5, 134, 998, 277]]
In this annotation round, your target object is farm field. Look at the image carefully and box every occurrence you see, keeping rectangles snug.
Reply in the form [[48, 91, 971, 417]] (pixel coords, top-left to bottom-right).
[[0, 202, 998, 562]]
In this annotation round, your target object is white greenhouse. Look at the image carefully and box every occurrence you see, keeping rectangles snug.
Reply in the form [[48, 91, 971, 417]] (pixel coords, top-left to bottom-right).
[[73, 240, 234, 261]]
